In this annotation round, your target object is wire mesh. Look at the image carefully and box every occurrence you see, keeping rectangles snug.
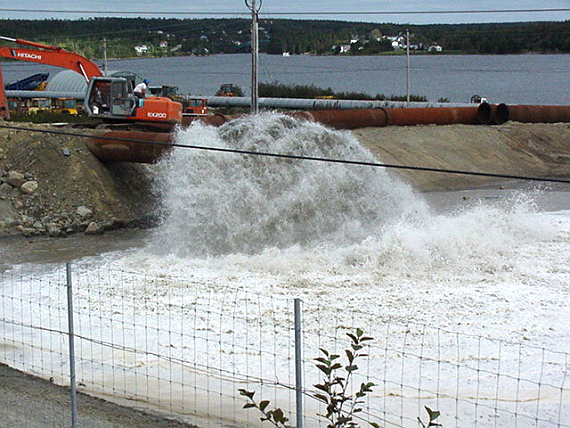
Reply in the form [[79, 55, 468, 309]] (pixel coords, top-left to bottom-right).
[[0, 264, 568, 427]]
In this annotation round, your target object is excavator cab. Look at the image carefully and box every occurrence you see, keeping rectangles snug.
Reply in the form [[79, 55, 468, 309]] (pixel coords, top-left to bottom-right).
[[85, 77, 136, 119], [85, 76, 182, 124]]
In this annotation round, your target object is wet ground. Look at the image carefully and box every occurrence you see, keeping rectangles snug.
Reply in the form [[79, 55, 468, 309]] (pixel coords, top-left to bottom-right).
[[0, 363, 196, 428]]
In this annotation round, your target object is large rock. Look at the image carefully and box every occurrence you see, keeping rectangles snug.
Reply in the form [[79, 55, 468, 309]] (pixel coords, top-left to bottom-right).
[[84, 221, 103, 235], [20, 180, 38, 195], [0, 183, 10, 194], [6, 171, 26, 188], [46, 223, 62, 237], [76, 206, 93, 219]]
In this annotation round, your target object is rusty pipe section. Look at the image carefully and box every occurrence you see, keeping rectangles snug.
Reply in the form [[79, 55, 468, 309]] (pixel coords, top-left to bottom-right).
[[86, 131, 175, 163], [286, 106, 490, 128], [289, 106, 490, 128], [287, 109, 389, 129], [181, 106, 491, 130], [182, 110, 390, 129], [182, 114, 239, 127], [386, 106, 486, 126], [493, 104, 570, 125]]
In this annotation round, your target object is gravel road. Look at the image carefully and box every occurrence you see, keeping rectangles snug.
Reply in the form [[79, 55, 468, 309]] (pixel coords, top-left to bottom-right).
[[0, 363, 196, 428]]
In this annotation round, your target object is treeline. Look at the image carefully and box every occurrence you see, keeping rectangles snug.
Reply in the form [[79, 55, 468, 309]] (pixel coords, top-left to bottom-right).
[[0, 18, 568, 58], [259, 82, 429, 102]]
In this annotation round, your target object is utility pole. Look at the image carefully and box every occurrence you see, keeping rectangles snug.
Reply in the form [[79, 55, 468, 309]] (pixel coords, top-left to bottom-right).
[[406, 29, 410, 107], [103, 38, 108, 75], [245, 0, 261, 114]]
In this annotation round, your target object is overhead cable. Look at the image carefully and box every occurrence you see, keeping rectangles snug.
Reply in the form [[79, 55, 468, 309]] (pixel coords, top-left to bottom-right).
[[0, 8, 568, 16], [0, 123, 569, 185]]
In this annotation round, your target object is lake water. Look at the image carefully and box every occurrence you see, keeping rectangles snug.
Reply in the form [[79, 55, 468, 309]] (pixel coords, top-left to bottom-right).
[[3, 53, 570, 105]]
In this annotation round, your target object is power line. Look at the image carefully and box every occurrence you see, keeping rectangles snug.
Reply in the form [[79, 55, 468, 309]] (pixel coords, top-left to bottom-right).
[[0, 8, 568, 16], [1, 9, 249, 16], [0, 123, 569, 185]]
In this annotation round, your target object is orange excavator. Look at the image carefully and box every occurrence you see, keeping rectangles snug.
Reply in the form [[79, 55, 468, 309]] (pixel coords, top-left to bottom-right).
[[0, 36, 182, 127]]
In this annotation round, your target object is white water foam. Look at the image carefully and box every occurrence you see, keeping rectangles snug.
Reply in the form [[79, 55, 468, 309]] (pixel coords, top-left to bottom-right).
[[150, 113, 428, 256], [108, 113, 568, 343]]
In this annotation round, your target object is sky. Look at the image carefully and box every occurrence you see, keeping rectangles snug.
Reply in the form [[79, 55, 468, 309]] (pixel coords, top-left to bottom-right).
[[1, 0, 569, 24]]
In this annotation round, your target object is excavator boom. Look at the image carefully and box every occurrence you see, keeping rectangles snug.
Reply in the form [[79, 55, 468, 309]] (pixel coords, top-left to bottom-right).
[[0, 36, 64, 51], [0, 45, 102, 82]]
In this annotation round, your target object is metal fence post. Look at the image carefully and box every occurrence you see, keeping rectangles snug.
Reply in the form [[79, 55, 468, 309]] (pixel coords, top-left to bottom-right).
[[66, 263, 78, 428], [294, 298, 303, 428]]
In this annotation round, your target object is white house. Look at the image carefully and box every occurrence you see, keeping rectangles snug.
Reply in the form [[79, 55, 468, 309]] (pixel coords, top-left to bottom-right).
[[428, 45, 443, 52], [134, 45, 149, 55]]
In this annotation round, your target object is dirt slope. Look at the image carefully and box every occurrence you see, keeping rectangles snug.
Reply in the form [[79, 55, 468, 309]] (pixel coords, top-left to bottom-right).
[[353, 122, 570, 191], [0, 123, 159, 237]]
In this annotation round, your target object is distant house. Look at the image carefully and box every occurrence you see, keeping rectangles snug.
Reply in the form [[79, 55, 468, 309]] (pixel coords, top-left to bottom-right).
[[159, 41, 168, 48], [134, 45, 149, 55], [340, 44, 351, 53], [428, 45, 443, 52]]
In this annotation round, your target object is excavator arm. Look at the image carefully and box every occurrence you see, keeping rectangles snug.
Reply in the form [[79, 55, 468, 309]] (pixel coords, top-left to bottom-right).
[[0, 36, 102, 82]]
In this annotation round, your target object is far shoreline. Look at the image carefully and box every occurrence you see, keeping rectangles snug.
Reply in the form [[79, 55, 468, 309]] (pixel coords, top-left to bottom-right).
[[94, 51, 570, 62]]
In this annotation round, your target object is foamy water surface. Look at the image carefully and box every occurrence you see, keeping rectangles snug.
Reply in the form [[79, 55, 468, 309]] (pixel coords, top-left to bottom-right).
[[98, 114, 569, 346]]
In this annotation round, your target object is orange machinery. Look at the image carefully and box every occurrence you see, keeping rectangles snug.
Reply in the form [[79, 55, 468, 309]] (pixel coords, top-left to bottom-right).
[[0, 36, 182, 125], [0, 63, 8, 120]]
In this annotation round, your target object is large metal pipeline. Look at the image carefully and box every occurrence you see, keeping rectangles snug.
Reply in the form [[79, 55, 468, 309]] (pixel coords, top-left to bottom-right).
[[86, 106, 493, 163], [182, 106, 490, 130], [289, 109, 389, 129], [288, 105, 491, 128], [201, 95, 473, 110], [385, 106, 486, 126], [89, 103, 570, 164], [493, 104, 570, 125], [86, 131, 174, 163], [5, 90, 87, 100], [181, 114, 239, 127], [182, 110, 389, 129]]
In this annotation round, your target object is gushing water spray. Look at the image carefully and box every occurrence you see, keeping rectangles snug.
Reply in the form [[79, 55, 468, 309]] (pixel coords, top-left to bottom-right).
[[152, 114, 428, 257]]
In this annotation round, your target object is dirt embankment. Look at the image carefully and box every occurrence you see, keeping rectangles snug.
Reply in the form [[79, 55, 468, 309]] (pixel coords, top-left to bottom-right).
[[354, 122, 570, 191], [1, 121, 570, 238], [0, 123, 159, 238]]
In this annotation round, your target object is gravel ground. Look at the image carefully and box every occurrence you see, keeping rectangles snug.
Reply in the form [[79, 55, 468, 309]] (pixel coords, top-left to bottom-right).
[[0, 363, 196, 428]]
